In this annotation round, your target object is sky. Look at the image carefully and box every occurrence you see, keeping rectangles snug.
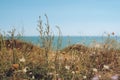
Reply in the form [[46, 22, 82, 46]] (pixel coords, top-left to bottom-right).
[[0, 0, 120, 36]]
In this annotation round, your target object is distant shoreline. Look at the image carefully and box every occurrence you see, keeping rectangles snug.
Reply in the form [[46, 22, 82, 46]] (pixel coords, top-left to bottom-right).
[[6, 36, 119, 49]]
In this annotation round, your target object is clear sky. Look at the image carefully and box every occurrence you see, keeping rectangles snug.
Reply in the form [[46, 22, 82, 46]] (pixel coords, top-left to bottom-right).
[[0, 0, 120, 36]]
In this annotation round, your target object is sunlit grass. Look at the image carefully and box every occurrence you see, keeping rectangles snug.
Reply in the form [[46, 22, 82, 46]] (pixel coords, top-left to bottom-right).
[[0, 15, 120, 80]]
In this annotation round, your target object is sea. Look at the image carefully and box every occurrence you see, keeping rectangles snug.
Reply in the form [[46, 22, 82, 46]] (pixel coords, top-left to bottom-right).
[[20, 36, 120, 49]]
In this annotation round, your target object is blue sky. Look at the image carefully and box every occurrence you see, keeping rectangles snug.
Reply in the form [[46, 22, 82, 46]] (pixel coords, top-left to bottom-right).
[[0, 0, 120, 36]]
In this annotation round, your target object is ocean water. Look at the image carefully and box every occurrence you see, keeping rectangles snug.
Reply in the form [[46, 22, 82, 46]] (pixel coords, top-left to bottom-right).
[[21, 36, 120, 49]]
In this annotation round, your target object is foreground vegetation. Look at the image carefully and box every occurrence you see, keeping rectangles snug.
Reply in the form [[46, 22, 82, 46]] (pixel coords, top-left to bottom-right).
[[0, 15, 120, 80]]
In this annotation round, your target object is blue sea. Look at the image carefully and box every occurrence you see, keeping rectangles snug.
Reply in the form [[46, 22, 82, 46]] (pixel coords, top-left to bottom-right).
[[20, 36, 120, 49]]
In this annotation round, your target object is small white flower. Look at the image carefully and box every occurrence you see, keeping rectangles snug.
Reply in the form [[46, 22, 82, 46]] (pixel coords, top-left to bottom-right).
[[58, 78, 62, 80], [93, 52, 96, 54], [98, 75, 101, 78], [111, 74, 119, 80], [83, 76, 87, 79], [19, 57, 26, 62], [47, 72, 53, 75], [93, 68, 98, 72], [23, 67, 29, 73], [103, 65, 109, 69], [23, 68, 27, 73], [65, 65, 70, 70], [80, 52, 83, 54], [72, 71, 75, 74], [32, 76, 35, 79], [92, 75, 99, 80]]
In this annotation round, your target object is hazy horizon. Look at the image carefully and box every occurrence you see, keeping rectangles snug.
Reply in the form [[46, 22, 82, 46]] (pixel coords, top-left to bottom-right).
[[0, 0, 120, 36]]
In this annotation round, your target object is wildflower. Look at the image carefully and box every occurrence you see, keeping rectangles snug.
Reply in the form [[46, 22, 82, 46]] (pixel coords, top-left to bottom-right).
[[47, 72, 53, 75], [72, 71, 75, 74], [103, 65, 109, 70], [58, 78, 62, 80], [23, 67, 29, 73], [19, 57, 26, 63], [23, 68, 27, 73], [80, 52, 83, 54], [83, 76, 87, 79], [111, 74, 119, 80], [93, 68, 98, 72], [98, 75, 101, 78], [29, 72, 33, 75], [32, 76, 35, 79], [92, 75, 99, 80], [65, 65, 70, 70], [93, 52, 96, 54]]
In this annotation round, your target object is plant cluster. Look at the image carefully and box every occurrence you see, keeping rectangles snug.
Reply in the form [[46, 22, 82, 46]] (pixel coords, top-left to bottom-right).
[[0, 16, 120, 80]]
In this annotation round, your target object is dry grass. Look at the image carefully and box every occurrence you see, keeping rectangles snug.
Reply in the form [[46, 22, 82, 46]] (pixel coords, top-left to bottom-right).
[[0, 16, 120, 80], [0, 38, 119, 80]]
